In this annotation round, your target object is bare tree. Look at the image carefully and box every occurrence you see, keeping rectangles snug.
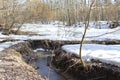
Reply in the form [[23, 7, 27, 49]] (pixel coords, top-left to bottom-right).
[[79, 0, 95, 67], [0, 0, 26, 34]]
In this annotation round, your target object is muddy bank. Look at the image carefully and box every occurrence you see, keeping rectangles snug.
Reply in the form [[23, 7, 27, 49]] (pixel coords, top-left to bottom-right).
[[28, 39, 120, 50], [5, 41, 66, 80], [52, 49, 120, 80], [0, 49, 45, 80], [8, 41, 33, 56], [1, 40, 120, 80], [91, 39, 120, 45]]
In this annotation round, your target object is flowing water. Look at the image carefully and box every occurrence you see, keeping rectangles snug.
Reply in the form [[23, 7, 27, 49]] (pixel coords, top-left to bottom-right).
[[34, 50, 66, 80]]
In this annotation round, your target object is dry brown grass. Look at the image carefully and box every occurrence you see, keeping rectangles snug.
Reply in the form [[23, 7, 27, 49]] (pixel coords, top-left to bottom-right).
[[0, 49, 45, 80]]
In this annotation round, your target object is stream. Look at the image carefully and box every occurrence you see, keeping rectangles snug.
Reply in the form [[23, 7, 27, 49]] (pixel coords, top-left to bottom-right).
[[34, 49, 66, 80]]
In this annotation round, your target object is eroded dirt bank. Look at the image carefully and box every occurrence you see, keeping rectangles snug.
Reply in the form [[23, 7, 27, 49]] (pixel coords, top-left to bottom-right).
[[52, 49, 120, 80], [0, 40, 120, 80], [0, 49, 45, 80], [0, 41, 66, 80], [28, 39, 120, 50]]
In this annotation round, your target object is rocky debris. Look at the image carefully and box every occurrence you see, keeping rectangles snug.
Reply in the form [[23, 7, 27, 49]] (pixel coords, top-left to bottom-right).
[[0, 49, 46, 80]]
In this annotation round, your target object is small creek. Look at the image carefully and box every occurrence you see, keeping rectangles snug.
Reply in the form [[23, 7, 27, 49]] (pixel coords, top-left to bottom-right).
[[34, 50, 66, 80]]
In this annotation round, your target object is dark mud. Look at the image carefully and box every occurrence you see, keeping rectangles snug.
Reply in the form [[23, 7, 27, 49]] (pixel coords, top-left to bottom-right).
[[7, 41, 66, 80], [52, 49, 120, 80], [29, 40, 120, 51], [6, 40, 120, 80]]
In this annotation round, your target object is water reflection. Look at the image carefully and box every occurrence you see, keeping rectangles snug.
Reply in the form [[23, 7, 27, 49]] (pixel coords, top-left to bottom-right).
[[36, 57, 65, 80]]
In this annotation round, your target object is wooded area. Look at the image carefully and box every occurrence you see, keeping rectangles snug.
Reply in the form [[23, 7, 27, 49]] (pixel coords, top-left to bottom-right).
[[0, 0, 120, 80], [0, 0, 119, 26]]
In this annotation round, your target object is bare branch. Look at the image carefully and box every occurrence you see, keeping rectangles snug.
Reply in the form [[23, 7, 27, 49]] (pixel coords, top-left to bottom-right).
[[79, 0, 95, 67]]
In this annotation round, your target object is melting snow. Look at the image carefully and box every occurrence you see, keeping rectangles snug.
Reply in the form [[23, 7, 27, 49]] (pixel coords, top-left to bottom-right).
[[0, 21, 120, 67], [62, 44, 120, 67], [33, 48, 45, 52], [0, 41, 24, 51]]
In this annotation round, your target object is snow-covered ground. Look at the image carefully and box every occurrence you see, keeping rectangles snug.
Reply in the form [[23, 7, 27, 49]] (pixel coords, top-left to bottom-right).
[[0, 41, 24, 51], [62, 44, 120, 67], [19, 22, 120, 41], [0, 21, 120, 67], [0, 21, 119, 41]]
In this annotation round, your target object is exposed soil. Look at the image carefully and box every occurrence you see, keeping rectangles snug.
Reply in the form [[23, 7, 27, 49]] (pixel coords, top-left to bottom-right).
[[8, 42, 33, 55], [0, 41, 66, 80], [1, 40, 120, 80], [52, 49, 120, 80], [91, 40, 120, 45], [0, 49, 45, 80], [1, 29, 39, 36], [29, 40, 120, 51]]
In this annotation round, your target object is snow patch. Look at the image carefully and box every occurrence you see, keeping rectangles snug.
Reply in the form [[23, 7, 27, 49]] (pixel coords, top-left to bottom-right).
[[33, 48, 45, 52], [62, 44, 120, 67], [0, 41, 24, 51]]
